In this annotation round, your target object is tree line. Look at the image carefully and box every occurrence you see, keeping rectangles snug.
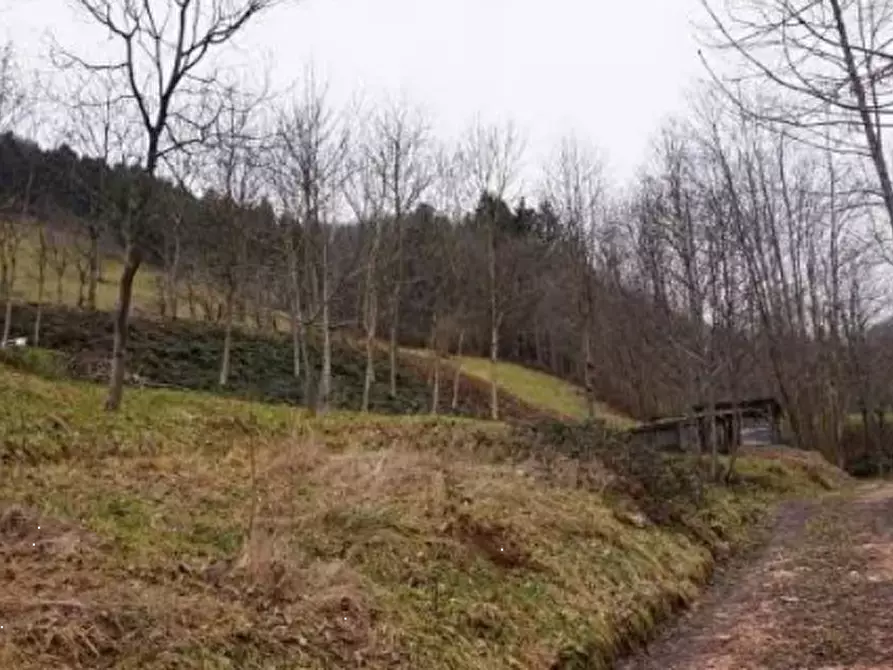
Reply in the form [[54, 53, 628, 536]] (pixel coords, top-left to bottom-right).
[[1, 0, 892, 472]]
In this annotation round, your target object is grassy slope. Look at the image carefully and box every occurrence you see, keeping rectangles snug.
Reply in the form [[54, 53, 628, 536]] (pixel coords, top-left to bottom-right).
[[0, 365, 845, 669], [5, 303, 555, 420], [455, 356, 636, 428]]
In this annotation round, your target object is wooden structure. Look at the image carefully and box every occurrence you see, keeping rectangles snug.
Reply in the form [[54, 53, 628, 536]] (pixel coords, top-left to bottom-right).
[[630, 397, 783, 452]]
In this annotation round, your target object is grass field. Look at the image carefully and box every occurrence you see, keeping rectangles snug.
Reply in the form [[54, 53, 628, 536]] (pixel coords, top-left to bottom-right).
[[0, 364, 845, 669]]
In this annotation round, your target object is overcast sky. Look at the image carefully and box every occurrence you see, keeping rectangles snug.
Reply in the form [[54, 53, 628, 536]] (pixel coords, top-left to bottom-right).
[[1, 0, 707, 185]]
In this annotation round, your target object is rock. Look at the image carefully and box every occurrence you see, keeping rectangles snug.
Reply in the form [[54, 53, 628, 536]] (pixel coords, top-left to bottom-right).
[[616, 509, 651, 529]]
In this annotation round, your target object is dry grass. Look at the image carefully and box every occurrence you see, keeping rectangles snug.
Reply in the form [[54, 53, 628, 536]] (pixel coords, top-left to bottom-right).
[[0, 365, 840, 669]]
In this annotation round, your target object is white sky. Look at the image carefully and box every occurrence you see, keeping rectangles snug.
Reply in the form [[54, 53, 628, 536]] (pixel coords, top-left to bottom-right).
[[1, 0, 707, 186]]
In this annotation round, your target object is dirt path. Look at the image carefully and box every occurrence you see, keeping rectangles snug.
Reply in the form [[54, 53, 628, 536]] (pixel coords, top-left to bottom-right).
[[619, 483, 893, 670]]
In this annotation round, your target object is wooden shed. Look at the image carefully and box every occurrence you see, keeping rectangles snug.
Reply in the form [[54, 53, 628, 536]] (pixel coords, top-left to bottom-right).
[[630, 397, 784, 452]]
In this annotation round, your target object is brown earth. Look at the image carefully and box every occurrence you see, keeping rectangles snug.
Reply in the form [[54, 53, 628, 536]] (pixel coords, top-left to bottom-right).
[[619, 482, 893, 670]]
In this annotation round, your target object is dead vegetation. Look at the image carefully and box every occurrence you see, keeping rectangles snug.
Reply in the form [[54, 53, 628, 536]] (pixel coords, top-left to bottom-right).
[[0, 365, 846, 669]]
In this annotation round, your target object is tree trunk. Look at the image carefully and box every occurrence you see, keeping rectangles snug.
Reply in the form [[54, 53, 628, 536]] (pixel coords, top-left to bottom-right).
[[2, 295, 12, 345], [581, 314, 595, 421], [707, 402, 719, 482], [361, 284, 378, 413], [725, 409, 742, 484], [288, 239, 303, 379], [430, 311, 440, 415], [317, 294, 331, 413], [34, 232, 46, 347], [548, 328, 558, 374], [316, 235, 331, 413], [77, 265, 87, 309], [33, 302, 42, 347], [166, 234, 180, 320], [155, 275, 167, 318], [219, 287, 235, 387], [185, 278, 197, 319], [534, 320, 544, 366], [489, 319, 499, 421], [1, 250, 16, 345], [451, 329, 465, 412], [105, 245, 143, 411], [388, 283, 400, 398], [87, 231, 99, 311], [291, 303, 303, 379], [488, 225, 499, 421]]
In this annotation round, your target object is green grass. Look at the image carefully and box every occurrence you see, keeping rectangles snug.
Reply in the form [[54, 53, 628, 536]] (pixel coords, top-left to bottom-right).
[[0, 364, 842, 669], [456, 356, 636, 428]]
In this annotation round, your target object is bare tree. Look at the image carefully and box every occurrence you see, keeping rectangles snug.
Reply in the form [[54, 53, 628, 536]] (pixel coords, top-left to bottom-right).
[[428, 144, 472, 414], [344, 117, 387, 412], [58, 0, 284, 410], [542, 135, 608, 420], [56, 68, 136, 312], [204, 82, 267, 387], [700, 0, 893, 239], [364, 98, 434, 397], [459, 119, 525, 420], [275, 73, 350, 412]]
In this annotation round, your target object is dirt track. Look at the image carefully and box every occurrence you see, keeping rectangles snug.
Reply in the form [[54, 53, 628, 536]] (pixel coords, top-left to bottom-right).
[[619, 483, 893, 670]]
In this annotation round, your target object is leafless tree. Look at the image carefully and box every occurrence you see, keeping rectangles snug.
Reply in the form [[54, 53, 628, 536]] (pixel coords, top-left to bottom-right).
[[459, 119, 525, 420], [344, 117, 387, 412], [365, 98, 434, 397], [542, 135, 608, 420], [275, 72, 351, 412], [700, 0, 893, 241], [204, 81, 267, 387], [55, 68, 136, 312], [58, 0, 284, 410], [429, 144, 472, 414]]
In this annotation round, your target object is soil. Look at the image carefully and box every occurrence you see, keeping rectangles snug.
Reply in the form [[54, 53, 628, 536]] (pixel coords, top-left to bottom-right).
[[618, 482, 893, 670]]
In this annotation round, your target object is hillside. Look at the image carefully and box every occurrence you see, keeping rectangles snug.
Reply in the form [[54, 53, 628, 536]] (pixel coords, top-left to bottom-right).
[[0, 365, 846, 669], [5, 302, 562, 421], [5, 225, 633, 422]]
